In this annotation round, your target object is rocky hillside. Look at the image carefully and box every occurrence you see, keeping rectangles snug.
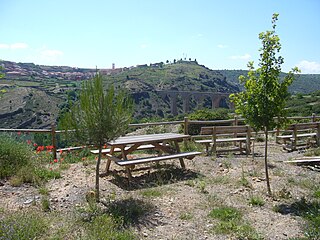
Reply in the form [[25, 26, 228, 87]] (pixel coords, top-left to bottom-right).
[[0, 60, 239, 128]]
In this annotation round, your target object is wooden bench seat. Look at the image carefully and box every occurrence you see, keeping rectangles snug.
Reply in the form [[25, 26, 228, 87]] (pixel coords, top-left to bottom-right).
[[114, 151, 202, 166], [195, 125, 253, 156], [276, 122, 320, 151]]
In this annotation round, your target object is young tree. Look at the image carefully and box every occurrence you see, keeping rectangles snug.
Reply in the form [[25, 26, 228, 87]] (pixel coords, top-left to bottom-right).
[[60, 73, 133, 201], [0, 65, 4, 79], [230, 13, 299, 195]]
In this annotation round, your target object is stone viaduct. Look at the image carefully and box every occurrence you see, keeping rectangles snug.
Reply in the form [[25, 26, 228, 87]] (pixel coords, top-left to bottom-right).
[[155, 90, 233, 115]]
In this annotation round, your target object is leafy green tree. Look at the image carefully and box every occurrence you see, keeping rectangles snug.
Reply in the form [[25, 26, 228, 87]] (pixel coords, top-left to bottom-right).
[[230, 13, 299, 195], [60, 73, 133, 201], [0, 65, 4, 79]]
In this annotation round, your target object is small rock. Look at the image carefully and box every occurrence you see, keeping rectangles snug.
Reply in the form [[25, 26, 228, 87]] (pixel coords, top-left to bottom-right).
[[24, 199, 34, 205], [143, 232, 148, 237], [0, 181, 4, 186]]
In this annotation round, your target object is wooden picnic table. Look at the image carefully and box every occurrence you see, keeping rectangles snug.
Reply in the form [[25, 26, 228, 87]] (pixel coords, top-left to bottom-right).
[[103, 133, 201, 181]]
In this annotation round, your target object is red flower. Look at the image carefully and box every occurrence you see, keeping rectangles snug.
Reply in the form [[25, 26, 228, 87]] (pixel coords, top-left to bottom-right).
[[54, 159, 58, 163], [17, 132, 21, 136], [59, 149, 63, 154], [34, 143, 38, 147], [26, 140, 31, 145]]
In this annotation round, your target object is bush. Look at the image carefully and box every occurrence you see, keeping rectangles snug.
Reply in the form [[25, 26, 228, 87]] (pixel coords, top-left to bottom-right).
[[187, 108, 231, 135], [0, 135, 33, 179], [0, 211, 48, 240]]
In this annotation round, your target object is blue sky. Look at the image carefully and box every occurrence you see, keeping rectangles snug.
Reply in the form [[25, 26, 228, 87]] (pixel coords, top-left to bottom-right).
[[1, 0, 320, 73]]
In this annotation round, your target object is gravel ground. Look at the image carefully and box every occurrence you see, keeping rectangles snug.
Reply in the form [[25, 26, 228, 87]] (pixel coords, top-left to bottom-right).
[[1, 141, 319, 239]]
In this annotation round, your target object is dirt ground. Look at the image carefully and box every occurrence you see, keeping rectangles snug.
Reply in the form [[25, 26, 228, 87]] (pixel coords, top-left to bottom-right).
[[1, 142, 319, 240]]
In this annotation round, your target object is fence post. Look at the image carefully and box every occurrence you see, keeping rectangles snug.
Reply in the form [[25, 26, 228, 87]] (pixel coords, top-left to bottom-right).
[[233, 115, 238, 126], [276, 116, 280, 138], [312, 113, 316, 122], [51, 124, 57, 160], [184, 117, 189, 135]]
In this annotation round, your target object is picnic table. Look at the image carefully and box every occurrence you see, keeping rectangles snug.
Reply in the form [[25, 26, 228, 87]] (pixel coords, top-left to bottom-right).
[[103, 133, 201, 181]]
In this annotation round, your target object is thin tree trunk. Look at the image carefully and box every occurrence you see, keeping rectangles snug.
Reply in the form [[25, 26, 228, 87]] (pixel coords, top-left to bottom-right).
[[95, 145, 102, 202], [264, 127, 272, 195]]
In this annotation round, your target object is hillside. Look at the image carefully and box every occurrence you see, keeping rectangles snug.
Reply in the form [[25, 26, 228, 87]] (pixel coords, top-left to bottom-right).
[[219, 70, 320, 94], [0, 60, 238, 128]]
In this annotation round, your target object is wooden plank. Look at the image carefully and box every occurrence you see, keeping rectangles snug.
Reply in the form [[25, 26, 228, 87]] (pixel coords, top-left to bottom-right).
[[195, 137, 253, 144], [115, 151, 202, 166], [107, 133, 190, 146], [284, 159, 320, 163], [90, 144, 156, 154]]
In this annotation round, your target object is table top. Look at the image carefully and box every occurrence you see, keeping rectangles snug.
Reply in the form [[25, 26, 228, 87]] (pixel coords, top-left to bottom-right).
[[107, 133, 190, 146]]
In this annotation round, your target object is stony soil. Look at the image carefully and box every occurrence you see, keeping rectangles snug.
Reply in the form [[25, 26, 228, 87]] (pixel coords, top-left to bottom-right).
[[1, 142, 319, 240]]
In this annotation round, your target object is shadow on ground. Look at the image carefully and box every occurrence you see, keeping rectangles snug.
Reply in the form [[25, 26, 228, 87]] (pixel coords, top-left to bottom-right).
[[107, 164, 202, 191]]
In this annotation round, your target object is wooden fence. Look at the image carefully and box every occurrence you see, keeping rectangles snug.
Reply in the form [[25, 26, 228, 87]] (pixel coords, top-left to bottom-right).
[[1, 114, 319, 160]]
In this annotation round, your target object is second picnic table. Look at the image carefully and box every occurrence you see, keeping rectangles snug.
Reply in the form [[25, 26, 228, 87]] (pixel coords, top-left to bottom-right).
[[101, 133, 201, 181]]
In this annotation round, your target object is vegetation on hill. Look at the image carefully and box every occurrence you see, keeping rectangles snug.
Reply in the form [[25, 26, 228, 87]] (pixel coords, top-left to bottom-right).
[[220, 69, 320, 94], [1, 59, 320, 129]]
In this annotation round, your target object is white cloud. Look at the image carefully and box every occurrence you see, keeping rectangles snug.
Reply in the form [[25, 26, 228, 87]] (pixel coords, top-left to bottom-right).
[[0, 42, 28, 49], [11, 43, 28, 49], [297, 60, 320, 74], [0, 44, 9, 49], [217, 44, 228, 49], [230, 53, 251, 60]]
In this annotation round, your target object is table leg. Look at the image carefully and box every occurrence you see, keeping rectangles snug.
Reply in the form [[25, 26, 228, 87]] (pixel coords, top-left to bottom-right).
[[121, 146, 134, 180], [105, 147, 114, 173], [174, 140, 186, 169]]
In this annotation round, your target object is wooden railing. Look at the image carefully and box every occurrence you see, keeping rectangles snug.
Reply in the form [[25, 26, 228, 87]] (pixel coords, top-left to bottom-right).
[[1, 114, 319, 160]]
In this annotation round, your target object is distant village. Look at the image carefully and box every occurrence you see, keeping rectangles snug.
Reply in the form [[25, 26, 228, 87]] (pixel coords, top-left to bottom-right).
[[0, 59, 196, 81]]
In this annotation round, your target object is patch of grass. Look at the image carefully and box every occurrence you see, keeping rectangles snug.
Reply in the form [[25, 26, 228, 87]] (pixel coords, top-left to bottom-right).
[[209, 175, 230, 184], [0, 210, 48, 240], [185, 179, 196, 187], [0, 135, 33, 179], [287, 177, 316, 191], [41, 196, 51, 212], [34, 168, 61, 182], [179, 212, 193, 220], [274, 187, 292, 199], [304, 147, 320, 156], [83, 214, 137, 240], [141, 188, 163, 198], [222, 159, 232, 169], [105, 198, 154, 226], [249, 196, 265, 207], [209, 206, 242, 221], [313, 189, 320, 199], [180, 140, 203, 152], [38, 186, 49, 195], [209, 206, 261, 239], [197, 179, 208, 194]]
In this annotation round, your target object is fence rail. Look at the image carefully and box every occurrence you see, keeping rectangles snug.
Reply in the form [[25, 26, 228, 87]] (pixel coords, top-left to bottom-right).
[[1, 114, 319, 160]]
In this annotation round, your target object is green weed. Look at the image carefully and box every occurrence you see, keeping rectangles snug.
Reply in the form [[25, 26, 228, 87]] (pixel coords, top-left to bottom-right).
[[249, 196, 265, 207], [141, 188, 163, 198], [209, 206, 261, 239]]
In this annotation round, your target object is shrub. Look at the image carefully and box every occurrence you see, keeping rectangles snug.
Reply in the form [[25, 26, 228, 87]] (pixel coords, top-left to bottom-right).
[[0, 211, 48, 240], [83, 214, 137, 240], [187, 108, 231, 135], [0, 135, 33, 179]]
